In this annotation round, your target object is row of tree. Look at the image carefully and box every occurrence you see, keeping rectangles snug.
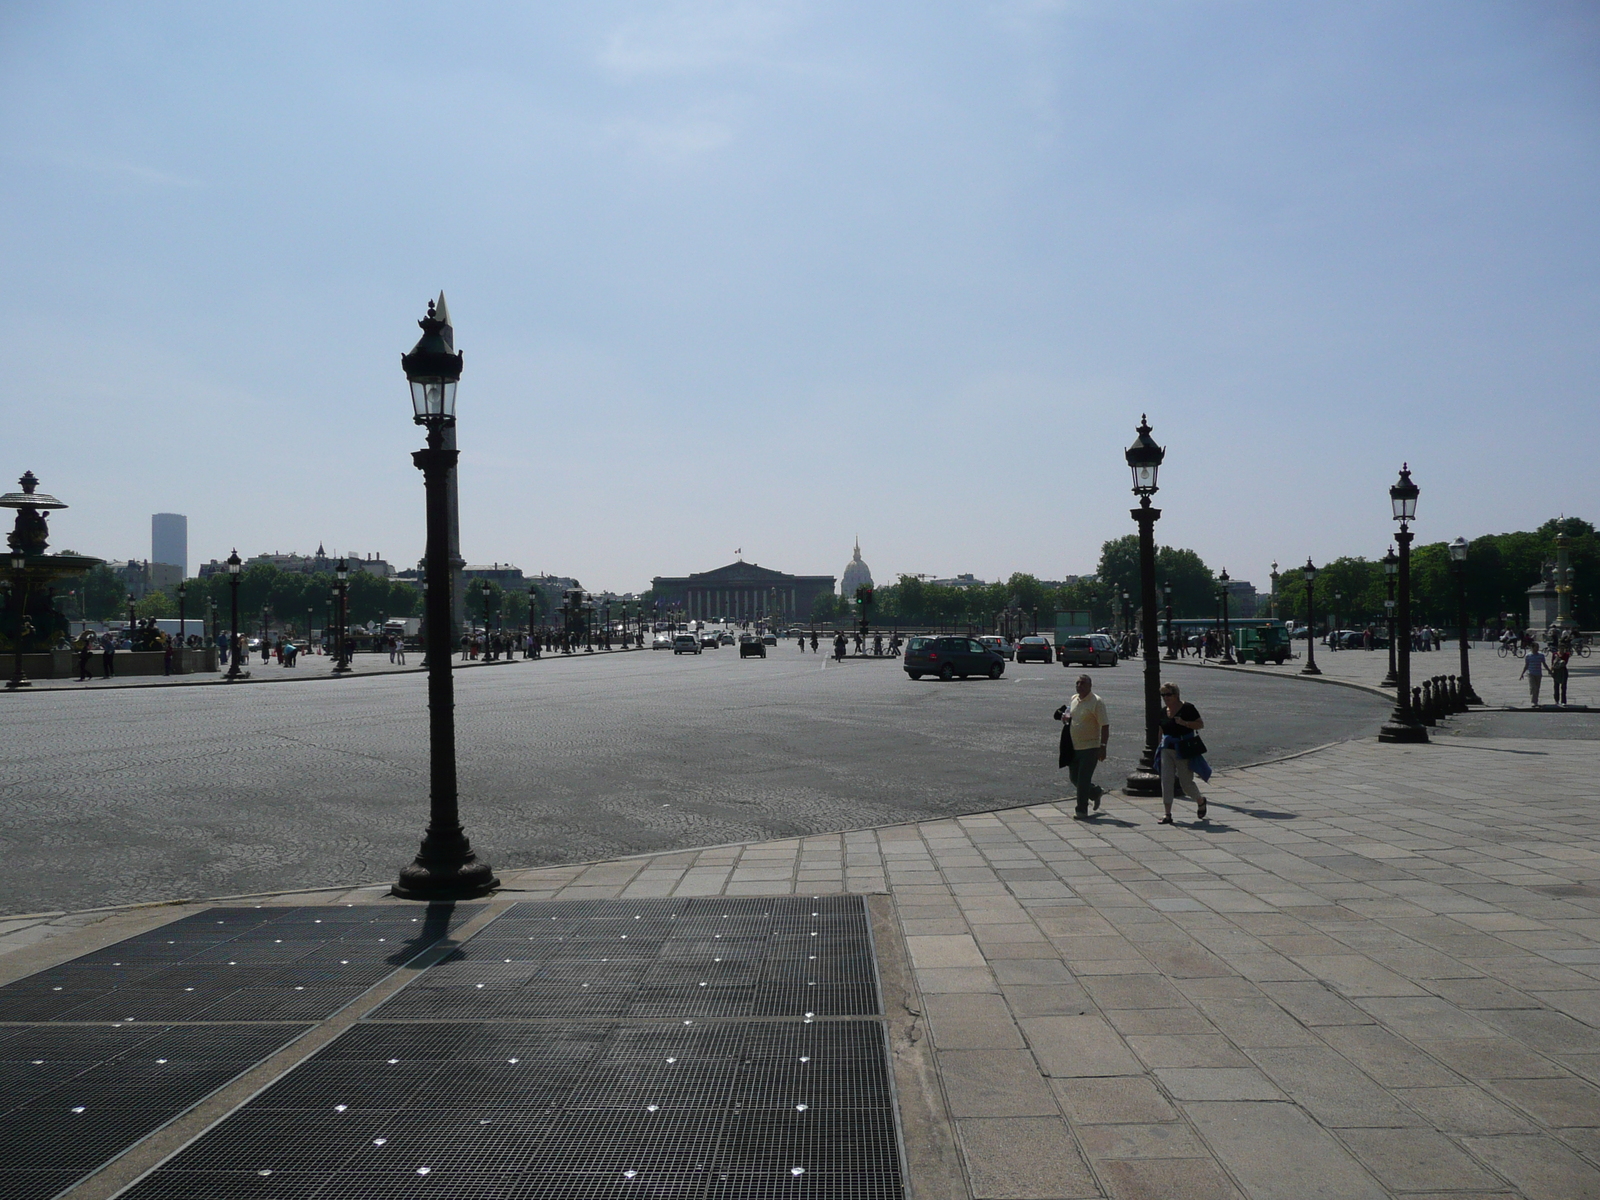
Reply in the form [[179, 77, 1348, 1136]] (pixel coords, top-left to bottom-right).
[[68, 563, 423, 630], [806, 516, 1594, 632], [1269, 517, 1595, 631]]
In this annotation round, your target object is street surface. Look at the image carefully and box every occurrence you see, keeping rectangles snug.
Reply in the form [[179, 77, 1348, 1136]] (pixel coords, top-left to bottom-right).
[[0, 647, 1389, 914]]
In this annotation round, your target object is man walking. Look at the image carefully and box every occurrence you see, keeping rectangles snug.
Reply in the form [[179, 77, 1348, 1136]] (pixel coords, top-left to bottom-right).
[[1520, 643, 1547, 708], [1057, 674, 1110, 818]]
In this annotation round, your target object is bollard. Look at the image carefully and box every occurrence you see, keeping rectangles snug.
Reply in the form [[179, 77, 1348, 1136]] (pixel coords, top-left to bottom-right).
[[1447, 674, 1461, 714], [1419, 680, 1437, 725], [1412, 686, 1425, 724]]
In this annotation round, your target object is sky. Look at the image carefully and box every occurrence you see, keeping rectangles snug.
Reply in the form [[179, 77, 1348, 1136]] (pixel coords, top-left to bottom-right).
[[3, 1, 1597, 595]]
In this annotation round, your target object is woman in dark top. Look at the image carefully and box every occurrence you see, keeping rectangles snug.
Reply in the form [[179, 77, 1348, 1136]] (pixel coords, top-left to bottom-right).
[[1157, 683, 1206, 824]]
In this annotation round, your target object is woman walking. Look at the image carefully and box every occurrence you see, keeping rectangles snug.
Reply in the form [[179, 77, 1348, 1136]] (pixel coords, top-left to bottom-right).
[[1157, 683, 1207, 824]]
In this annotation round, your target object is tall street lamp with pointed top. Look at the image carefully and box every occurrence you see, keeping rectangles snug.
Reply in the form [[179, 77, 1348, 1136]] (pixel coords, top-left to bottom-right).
[[1301, 559, 1321, 676], [393, 294, 498, 901], [1219, 569, 1235, 663], [1122, 415, 1165, 797], [225, 550, 243, 681], [1449, 536, 1483, 706], [1382, 546, 1398, 686], [1379, 464, 1428, 743]]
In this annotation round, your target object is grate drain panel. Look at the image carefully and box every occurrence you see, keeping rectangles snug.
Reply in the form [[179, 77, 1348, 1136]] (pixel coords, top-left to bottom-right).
[[123, 1019, 904, 1200], [0, 905, 480, 1198], [371, 896, 879, 1022], [0, 903, 480, 1023]]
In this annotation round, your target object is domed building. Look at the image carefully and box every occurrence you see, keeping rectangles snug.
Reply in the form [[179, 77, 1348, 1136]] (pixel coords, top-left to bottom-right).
[[841, 538, 874, 598]]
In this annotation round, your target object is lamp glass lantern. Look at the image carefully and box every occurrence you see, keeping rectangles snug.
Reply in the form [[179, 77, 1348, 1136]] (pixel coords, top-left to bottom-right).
[[1383, 547, 1397, 576], [336, 559, 348, 583], [1390, 464, 1419, 522], [1303, 559, 1317, 584], [227, 549, 241, 576], [1124, 414, 1164, 496], [402, 296, 463, 427], [1449, 536, 1468, 563]]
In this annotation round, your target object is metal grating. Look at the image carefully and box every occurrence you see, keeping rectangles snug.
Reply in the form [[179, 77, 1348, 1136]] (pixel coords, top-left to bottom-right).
[[119, 898, 904, 1200], [124, 1020, 904, 1199], [0, 904, 480, 1199], [372, 895, 879, 1022]]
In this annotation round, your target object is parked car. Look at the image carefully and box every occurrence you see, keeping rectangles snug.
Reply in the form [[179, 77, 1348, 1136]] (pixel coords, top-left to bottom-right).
[[1057, 634, 1118, 667], [652, 632, 673, 650], [673, 634, 701, 655], [1015, 636, 1054, 663], [904, 635, 1006, 681], [739, 634, 766, 658], [978, 635, 1016, 661]]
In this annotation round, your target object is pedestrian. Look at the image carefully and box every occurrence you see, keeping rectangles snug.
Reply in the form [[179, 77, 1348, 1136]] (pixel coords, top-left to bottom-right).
[[1550, 647, 1570, 707], [163, 634, 173, 676], [1520, 643, 1546, 708], [76, 633, 93, 681], [1055, 674, 1109, 818], [101, 632, 115, 679], [1157, 682, 1208, 824], [396, 637, 406, 665]]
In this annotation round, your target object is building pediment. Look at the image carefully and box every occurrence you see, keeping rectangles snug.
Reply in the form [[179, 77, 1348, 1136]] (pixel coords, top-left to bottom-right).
[[687, 561, 798, 584]]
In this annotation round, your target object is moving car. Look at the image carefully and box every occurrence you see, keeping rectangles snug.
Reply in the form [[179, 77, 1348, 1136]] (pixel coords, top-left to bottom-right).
[[977, 635, 1016, 660], [651, 632, 673, 650], [739, 634, 766, 658], [1057, 634, 1118, 667], [718, 632, 735, 646], [1014, 636, 1053, 663], [761, 633, 778, 646], [700, 632, 719, 649], [673, 634, 701, 655], [903, 635, 1006, 681]]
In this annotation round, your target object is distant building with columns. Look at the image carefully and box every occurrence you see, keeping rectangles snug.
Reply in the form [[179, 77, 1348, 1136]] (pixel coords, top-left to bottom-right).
[[651, 560, 836, 623]]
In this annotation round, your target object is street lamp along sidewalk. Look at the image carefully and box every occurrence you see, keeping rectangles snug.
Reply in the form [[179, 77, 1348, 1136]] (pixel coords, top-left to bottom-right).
[[1122, 415, 1165, 797], [1378, 464, 1428, 744], [393, 294, 498, 901]]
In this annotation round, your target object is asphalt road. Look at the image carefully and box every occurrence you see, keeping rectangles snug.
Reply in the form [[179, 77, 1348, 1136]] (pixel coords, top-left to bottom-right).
[[0, 648, 1391, 914]]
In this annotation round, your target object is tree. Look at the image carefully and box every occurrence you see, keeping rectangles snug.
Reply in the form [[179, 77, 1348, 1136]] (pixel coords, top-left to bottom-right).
[[1096, 536, 1217, 619], [80, 564, 127, 621], [134, 591, 174, 619]]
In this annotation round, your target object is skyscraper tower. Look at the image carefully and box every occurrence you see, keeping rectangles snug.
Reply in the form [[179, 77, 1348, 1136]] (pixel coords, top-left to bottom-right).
[[152, 513, 187, 577]]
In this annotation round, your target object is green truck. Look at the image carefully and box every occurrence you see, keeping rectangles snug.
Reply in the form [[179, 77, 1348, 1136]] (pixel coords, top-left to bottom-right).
[[1233, 623, 1292, 665]]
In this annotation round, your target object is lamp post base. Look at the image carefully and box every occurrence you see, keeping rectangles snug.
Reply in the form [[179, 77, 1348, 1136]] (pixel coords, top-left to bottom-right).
[[1380, 672, 1397, 686], [1377, 718, 1429, 744], [6, 678, 32, 690], [393, 838, 499, 900], [1459, 684, 1483, 706], [1300, 664, 1322, 675], [1123, 747, 1162, 796]]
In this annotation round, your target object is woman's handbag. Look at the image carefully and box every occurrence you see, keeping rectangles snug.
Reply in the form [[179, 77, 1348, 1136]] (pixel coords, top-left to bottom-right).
[[1176, 731, 1207, 759]]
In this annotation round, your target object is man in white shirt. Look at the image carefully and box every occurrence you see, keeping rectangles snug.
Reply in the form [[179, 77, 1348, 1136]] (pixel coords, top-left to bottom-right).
[[1058, 674, 1110, 817]]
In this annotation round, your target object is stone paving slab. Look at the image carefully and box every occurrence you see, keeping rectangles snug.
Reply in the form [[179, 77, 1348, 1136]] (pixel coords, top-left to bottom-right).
[[5, 730, 1600, 1198]]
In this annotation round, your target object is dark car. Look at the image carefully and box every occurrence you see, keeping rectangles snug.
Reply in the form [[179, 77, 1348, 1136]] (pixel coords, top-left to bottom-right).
[[1057, 634, 1118, 667], [904, 635, 1005, 681], [739, 635, 766, 658], [1015, 636, 1053, 663]]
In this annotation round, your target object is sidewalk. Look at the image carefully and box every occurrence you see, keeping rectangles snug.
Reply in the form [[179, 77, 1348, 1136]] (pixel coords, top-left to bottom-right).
[[1177, 641, 1596, 711], [7, 645, 642, 691], [7, 729, 1600, 1198]]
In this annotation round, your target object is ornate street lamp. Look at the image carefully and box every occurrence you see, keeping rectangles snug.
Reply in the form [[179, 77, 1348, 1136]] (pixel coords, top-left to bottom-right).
[[1381, 547, 1398, 686], [225, 549, 243, 681], [1163, 583, 1175, 659], [1301, 559, 1321, 676], [1122, 415, 1165, 797], [127, 592, 136, 643], [177, 582, 188, 646], [393, 293, 498, 900], [332, 559, 351, 674], [528, 586, 538, 654], [1219, 569, 1235, 664], [6, 551, 30, 689], [1449, 536, 1483, 705], [1379, 464, 1427, 743], [1269, 561, 1280, 620]]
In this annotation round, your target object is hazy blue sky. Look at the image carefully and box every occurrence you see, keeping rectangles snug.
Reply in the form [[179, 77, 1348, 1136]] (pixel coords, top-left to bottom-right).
[[3, 2, 1596, 594]]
